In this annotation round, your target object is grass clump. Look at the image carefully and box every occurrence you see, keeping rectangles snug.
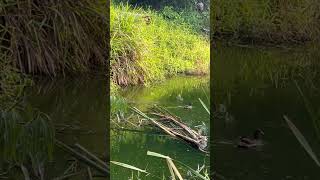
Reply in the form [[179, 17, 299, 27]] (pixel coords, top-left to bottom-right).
[[114, 0, 210, 35], [211, 0, 320, 44], [0, 0, 107, 76], [111, 4, 209, 86]]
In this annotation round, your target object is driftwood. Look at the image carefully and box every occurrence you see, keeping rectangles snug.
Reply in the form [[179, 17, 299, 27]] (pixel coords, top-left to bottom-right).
[[132, 106, 208, 152]]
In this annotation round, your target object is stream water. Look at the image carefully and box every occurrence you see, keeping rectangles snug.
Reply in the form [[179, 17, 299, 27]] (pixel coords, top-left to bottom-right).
[[24, 76, 107, 179], [110, 76, 210, 179], [213, 45, 320, 179]]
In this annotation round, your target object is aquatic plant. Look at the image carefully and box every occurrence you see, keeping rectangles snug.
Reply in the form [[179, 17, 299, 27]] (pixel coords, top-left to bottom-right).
[[0, 0, 107, 76], [212, 0, 320, 44], [0, 107, 54, 179], [111, 95, 129, 117], [111, 3, 209, 86]]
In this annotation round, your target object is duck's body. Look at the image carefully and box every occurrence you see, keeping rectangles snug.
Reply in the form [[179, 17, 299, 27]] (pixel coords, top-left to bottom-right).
[[237, 129, 264, 148]]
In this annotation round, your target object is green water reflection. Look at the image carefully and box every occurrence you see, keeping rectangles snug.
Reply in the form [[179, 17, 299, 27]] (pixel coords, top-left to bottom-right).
[[25, 76, 107, 179]]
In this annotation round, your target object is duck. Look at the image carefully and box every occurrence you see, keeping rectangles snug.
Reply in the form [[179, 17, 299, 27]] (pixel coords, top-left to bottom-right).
[[237, 129, 264, 148]]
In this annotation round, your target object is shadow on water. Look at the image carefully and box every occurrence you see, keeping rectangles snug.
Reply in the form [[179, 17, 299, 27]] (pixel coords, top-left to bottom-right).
[[0, 75, 107, 179], [111, 76, 210, 179], [213, 45, 320, 179]]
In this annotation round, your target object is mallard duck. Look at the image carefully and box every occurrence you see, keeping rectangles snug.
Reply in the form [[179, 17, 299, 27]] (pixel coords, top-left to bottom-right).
[[237, 129, 264, 148]]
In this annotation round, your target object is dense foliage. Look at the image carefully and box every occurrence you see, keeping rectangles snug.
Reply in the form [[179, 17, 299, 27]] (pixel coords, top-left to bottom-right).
[[212, 0, 320, 44], [110, 4, 209, 86]]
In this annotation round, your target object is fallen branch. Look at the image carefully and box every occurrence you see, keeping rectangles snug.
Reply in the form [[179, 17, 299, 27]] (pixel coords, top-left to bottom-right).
[[132, 106, 208, 152]]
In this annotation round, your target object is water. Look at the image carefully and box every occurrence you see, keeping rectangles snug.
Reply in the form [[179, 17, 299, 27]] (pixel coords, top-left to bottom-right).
[[213, 45, 320, 179], [111, 76, 210, 179], [23, 76, 107, 179]]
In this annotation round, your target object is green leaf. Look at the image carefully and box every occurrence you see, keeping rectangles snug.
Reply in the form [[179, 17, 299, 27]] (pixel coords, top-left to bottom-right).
[[110, 161, 148, 174], [199, 98, 210, 115], [284, 115, 320, 167], [147, 151, 170, 159]]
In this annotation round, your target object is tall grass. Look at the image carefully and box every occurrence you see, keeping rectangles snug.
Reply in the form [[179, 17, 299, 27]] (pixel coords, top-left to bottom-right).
[[0, 56, 30, 110], [111, 4, 209, 86], [114, 0, 210, 35], [0, 0, 107, 76], [211, 0, 320, 43]]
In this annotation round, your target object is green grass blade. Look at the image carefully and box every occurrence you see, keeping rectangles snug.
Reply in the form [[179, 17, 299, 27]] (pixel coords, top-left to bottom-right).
[[147, 151, 170, 159], [284, 115, 320, 167], [199, 98, 210, 115], [110, 161, 148, 174], [294, 80, 320, 140]]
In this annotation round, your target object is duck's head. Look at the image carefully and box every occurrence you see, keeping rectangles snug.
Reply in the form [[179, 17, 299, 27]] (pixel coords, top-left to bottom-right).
[[253, 129, 264, 139]]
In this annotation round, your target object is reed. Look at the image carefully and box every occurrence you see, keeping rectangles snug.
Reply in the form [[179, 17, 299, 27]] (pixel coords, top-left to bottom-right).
[[0, 0, 107, 76]]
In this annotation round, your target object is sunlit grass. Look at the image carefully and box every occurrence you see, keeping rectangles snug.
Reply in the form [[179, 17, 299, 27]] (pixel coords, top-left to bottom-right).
[[111, 3, 209, 86]]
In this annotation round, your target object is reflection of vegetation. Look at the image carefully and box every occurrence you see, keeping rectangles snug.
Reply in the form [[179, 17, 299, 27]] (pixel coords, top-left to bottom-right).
[[125, 76, 208, 104], [111, 76, 209, 117], [111, 4, 209, 86], [211, 0, 320, 43], [0, 107, 54, 179], [213, 46, 320, 97], [0, 59, 30, 110]]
